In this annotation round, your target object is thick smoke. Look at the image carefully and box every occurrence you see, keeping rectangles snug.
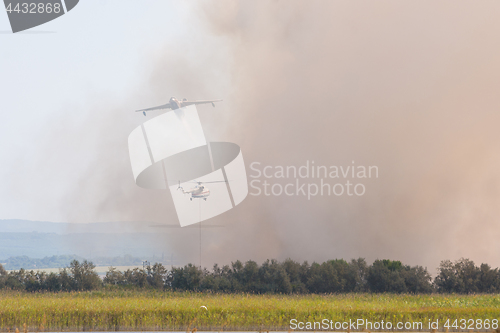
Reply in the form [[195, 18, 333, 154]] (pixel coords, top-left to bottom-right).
[[24, 1, 500, 270], [189, 1, 500, 271]]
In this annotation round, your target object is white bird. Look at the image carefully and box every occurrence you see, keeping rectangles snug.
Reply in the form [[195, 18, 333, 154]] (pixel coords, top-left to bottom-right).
[[200, 306, 208, 310]]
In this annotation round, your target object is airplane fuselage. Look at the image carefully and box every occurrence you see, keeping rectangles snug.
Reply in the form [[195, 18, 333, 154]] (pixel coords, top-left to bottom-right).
[[169, 97, 182, 109]]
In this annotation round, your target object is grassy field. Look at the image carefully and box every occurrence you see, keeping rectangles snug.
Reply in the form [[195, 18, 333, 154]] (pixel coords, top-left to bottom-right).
[[0, 291, 500, 331]]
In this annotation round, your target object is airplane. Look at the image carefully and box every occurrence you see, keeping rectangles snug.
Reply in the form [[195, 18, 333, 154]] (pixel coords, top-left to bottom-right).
[[177, 180, 228, 201], [136, 97, 222, 116]]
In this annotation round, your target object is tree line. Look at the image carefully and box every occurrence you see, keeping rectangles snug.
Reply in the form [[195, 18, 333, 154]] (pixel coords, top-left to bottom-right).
[[0, 257, 499, 293]]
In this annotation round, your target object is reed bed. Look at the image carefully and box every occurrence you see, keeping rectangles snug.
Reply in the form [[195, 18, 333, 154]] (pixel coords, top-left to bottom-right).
[[0, 291, 499, 331]]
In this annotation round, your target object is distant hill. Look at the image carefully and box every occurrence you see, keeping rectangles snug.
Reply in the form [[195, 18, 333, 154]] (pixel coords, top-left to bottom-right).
[[0, 219, 161, 234], [0, 231, 176, 259], [0, 219, 193, 260], [0, 254, 153, 270]]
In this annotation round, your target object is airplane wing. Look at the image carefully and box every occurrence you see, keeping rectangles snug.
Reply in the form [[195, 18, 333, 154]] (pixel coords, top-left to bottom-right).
[[136, 102, 172, 113], [182, 99, 223, 107]]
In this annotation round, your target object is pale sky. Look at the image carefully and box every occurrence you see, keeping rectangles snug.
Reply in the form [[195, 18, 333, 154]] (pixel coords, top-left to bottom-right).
[[0, 1, 230, 222]]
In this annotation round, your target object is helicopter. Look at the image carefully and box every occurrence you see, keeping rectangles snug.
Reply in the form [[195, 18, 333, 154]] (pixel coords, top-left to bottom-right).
[[177, 180, 228, 201]]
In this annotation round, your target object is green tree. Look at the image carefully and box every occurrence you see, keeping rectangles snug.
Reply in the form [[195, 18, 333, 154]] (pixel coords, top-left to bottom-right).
[[24, 270, 44, 292], [258, 259, 292, 294], [4, 269, 26, 290], [241, 260, 260, 292], [478, 263, 500, 293], [169, 264, 202, 291], [146, 263, 167, 289], [454, 258, 480, 293], [44, 272, 62, 292], [230, 260, 245, 291], [282, 259, 308, 293], [346, 258, 369, 292], [124, 268, 148, 287], [59, 268, 75, 291], [201, 264, 232, 292], [104, 267, 125, 285], [69, 260, 101, 291], [306, 259, 350, 293], [368, 260, 406, 293], [400, 266, 433, 293], [434, 258, 481, 294], [434, 260, 458, 293]]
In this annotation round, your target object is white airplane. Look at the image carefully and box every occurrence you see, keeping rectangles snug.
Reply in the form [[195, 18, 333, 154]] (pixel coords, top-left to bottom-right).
[[136, 97, 222, 116], [177, 180, 228, 201]]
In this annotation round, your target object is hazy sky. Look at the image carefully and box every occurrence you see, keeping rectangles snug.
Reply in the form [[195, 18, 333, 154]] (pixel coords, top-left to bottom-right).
[[2, 1, 500, 271]]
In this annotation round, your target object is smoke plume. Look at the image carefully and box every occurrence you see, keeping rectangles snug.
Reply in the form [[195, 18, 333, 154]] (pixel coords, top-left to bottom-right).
[[14, 1, 500, 271]]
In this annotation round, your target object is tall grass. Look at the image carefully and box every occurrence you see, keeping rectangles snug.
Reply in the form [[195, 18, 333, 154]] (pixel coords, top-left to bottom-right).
[[0, 291, 499, 331]]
